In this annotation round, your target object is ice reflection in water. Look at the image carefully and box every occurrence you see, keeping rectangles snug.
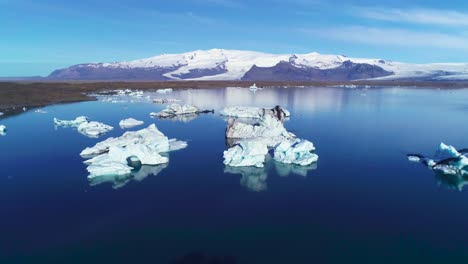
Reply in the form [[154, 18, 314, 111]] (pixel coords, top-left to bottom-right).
[[89, 164, 168, 189]]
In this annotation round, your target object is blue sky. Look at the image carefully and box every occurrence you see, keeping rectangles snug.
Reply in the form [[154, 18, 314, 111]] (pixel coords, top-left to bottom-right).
[[1, 0, 468, 76]]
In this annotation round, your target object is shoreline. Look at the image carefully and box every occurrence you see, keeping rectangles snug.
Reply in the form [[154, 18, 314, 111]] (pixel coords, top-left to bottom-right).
[[1, 80, 468, 117]]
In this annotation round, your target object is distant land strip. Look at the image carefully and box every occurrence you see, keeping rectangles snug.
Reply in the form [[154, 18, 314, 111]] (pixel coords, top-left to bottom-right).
[[0, 80, 467, 117]]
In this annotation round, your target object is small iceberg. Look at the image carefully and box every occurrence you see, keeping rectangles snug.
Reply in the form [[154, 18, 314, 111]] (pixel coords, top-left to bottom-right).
[[408, 142, 468, 177], [157, 88, 173, 94], [119, 118, 144, 129], [0, 125, 6, 136], [54, 116, 89, 127], [151, 104, 213, 119], [35, 109, 48, 114], [81, 124, 186, 178], [77, 121, 113, 138], [223, 140, 269, 168], [249, 83, 258, 91]]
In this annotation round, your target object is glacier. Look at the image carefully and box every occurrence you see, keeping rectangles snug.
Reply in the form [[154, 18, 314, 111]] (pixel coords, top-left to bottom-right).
[[119, 118, 144, 129]]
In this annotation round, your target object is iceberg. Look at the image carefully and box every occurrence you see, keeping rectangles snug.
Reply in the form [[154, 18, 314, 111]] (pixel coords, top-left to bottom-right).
[[222, 105, 318, 169], [151, 104, 199, 118], [0, 125, 6, 135], [220, 106, 290, 119], [54, 116, 88, 127], [273, 139, 318, 166], [35, 109, 48, 114], [408, 142, 468, 177], [157, 88, 173, 94], [77, 121, 113, 138], [81, 124, 186, 178], [119, 118, 144, 129], [223, 140, 268, 168]]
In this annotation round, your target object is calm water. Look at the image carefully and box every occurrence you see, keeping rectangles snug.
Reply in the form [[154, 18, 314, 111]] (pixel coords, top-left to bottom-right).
[[1, 86, 468, 263]]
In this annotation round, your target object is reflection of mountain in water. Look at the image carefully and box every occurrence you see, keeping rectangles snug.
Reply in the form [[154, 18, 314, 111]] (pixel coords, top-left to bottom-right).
[[435, 171, 468, 192], [224, 155, 318, 192], [89, 164, 168, 189]]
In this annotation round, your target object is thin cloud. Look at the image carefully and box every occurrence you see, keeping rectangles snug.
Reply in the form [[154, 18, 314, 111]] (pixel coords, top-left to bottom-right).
[[302, 26, 468, 50], [356, 7, 468, 26]]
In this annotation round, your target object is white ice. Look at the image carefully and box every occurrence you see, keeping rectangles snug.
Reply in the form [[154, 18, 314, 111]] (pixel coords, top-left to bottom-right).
[[151, 104, 199, 118], [223, 140, 268, 168], [119, 118, 144, 129], [81, 124, 186, 177], [35, 109, 48, 114], [220, 106, 290, 119], [157, 88, 173, 94], [273, 139, 318, 166], [412, 142, 468, 176], [0, 125, 6, 135], [54, 116, 88, 127], [77, 121, 113, 138]]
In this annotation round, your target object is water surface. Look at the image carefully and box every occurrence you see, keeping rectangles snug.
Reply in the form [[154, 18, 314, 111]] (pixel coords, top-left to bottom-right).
[[1, 86, 468, 263]]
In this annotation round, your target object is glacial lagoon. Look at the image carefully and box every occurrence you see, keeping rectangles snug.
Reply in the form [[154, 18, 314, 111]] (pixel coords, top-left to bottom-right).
[[2, 86, 468, 263]]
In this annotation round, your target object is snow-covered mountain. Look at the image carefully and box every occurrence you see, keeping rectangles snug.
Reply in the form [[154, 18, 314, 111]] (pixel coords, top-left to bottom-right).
[[47, 49, 468, 81]]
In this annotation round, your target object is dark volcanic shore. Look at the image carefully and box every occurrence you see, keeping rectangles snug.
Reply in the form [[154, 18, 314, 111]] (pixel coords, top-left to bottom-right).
[[0, 80, 467, 116]]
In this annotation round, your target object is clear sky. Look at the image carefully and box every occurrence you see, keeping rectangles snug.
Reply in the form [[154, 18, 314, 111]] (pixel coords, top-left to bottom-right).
[[2, 0, 468, 76]]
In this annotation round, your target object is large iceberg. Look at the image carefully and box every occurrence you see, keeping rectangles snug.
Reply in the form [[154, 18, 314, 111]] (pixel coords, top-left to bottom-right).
[[119, 118, 144, 129], [222, 106, 318, 169], [54, 116, 88, 127], [223, 140, 268, 168], [77, 121, 113, 138], [408, 142, 468, 177], [81, 124, 186, 178]]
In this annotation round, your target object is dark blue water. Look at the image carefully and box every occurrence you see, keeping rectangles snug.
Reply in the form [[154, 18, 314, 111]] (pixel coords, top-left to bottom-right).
[[1, 87, 468, 263]]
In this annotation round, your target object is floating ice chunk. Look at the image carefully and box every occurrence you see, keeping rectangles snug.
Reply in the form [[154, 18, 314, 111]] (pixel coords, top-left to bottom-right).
[[82, 124, 186, 179], [0, 112, 3, 116], [157, 88, 173, 94], [80, 124, 174, 157], [407, 155, 421, 162], [0, 125, 6, 135], [77, 121, 113, 138], [35, 109, 48, 114], [273, 139, 318, 166], [223, 140, 268, 168], [434, 142, 460, 160], [23, 107, 27, 112], [119, 118, 144, 129], [153, 104, 199, 118], [220, 106, 290, 119], [54, 116, 89, 127]]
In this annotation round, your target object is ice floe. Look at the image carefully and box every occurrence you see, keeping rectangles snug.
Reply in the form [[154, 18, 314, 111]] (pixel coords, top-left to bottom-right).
[[223, 140, 269, 168], [150, 104, 213, 119], [157, 88, 173, 94], [34, 109, 48, 114], [77, 121, 113, 138], [0, 125, 6, 135], [54, 116, 89, 127], [119, 118, 144, 129], [407, 143, 468, 189], [55, 116, 112, 137], [81, 124, 186, 178]]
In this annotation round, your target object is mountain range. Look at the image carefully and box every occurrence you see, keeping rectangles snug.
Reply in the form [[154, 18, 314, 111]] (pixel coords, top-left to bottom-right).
[[46, 49, 468, 81]]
